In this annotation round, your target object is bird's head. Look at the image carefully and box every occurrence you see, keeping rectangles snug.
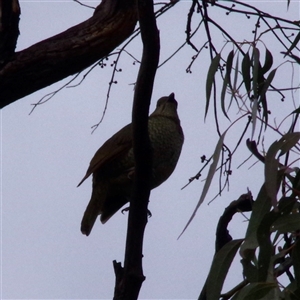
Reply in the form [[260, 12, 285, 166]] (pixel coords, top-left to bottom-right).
[[150, 93, 179, 118]]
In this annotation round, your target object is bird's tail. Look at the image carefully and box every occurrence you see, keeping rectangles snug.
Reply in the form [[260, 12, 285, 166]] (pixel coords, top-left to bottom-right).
[[81, 190, 103, 236]]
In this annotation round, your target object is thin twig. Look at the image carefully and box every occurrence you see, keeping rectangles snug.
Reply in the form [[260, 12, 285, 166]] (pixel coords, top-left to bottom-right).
[[73, 0, 95, 10]]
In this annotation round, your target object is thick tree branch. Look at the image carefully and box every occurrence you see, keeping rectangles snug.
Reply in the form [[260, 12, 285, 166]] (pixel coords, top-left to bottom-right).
[[215, 191, 253, 252], [0, 0, 20, 64], [0, 0, 137, 109], [113, 0, 159, 298]]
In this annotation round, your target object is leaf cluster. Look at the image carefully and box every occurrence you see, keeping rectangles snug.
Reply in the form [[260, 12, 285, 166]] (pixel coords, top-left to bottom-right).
[[184, 0, 300, 218], [199, 134, 300, 299]]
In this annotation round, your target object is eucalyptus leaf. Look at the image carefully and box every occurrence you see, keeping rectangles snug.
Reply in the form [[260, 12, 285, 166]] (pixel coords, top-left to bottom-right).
[[233, 282, 277, 300], [292, 239, 300, 290], [261, 48, 273, 74], [242, 52, 251, 96], [206, 239, 243, 300], [253, 48, 260, 98], [272, 214, 300, 234], [178, 130, 227, 238], [205, 54, 220, 118]]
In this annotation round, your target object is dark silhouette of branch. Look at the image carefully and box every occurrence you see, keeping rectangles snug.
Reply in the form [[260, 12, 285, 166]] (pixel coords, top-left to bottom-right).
[[113, 0, 160, 298], [186, 0, 200, 52], [0, 0, 20, 65], [215, 191, 253, 252], [0, 0, 137, 109]]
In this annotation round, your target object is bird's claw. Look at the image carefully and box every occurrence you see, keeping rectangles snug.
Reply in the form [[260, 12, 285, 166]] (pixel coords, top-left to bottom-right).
[[121, 206, 152, 218], [121, 206, 130, 214]]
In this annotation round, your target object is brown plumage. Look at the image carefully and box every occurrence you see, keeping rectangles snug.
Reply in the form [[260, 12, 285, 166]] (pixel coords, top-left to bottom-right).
[[78, 93, 184, 236]]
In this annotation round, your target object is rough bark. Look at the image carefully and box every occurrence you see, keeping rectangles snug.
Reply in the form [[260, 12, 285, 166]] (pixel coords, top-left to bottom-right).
[[0, 0, 137, 109]]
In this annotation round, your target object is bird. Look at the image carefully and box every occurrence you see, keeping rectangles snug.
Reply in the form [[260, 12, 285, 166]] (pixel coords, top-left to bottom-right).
[[78, 93, 184, 236]]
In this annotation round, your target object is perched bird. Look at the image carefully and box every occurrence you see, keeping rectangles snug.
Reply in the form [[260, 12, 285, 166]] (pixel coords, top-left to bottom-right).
[[78, 93, 184, 236]]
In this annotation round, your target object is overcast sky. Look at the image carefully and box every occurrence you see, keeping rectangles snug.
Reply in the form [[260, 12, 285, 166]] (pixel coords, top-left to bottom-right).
[[1, 1, 299, 299]]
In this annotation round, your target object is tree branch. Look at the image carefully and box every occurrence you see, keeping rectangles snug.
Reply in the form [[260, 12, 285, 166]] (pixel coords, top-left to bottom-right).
[[113, 0, 160, 298], [0, 0, 137, 109], [215, 191, 253, 252], [0, 0, 20, 65]]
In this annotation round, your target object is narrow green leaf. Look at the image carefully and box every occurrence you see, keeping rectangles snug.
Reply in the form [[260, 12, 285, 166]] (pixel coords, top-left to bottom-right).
[[226, 50, 234, 88], [220, 73, 230, 120], [292, 168, 300, 191], [233, 52, 239, 90], [178, 131, 226, 238], [271, 197, 296, 244], [257, 66, 275, 130], [251, 97, 258, 140], [205, 54, 221, 118], [220, 51, 234, 120], [265, 133, 300, 208], [259, 68, 277, 101], [292, 239, 300, 290], [240, 184, 272, 256], [206, 239, 243, 300], [253, 48, 260, 98], [265, 140, 281, 208], [228, 53, 239, 110], [278, 132, 300, 157], [278, 196, 297, 214], [261, 93, 269, 129], [261, 48, 273, 74], [257, 211, 280, 282], [233, 283, 278, 300], [242, 52, 251, 95], [272, 214, 300, 233]]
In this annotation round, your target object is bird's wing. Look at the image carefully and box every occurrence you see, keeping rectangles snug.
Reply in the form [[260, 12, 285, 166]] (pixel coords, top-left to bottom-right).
[[77, 124, 133, 187]]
